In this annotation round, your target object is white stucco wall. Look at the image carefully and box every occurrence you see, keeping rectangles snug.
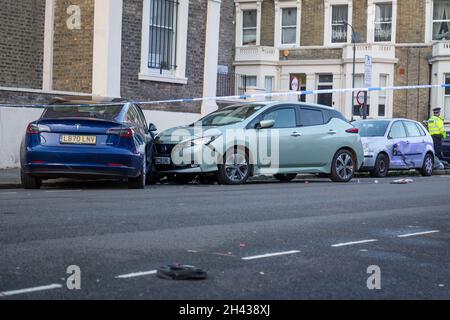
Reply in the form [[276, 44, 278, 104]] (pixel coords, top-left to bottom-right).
[[0, 108, 200, 169], [0, 107, 44, 169]]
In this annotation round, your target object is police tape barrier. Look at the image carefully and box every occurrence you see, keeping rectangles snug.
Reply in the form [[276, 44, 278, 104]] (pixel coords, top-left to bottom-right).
[[1, 83, 450, 108]]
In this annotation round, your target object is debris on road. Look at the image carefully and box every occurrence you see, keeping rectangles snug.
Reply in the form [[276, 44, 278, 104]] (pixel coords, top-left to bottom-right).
[[390, 178, 414, 184], [156, 264, 207, 280]]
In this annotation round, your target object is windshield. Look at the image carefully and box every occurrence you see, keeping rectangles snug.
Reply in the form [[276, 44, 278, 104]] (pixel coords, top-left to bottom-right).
[[353, 120, 390, 137], [42, 105, 124, 121], [192, 104, 265, 127]]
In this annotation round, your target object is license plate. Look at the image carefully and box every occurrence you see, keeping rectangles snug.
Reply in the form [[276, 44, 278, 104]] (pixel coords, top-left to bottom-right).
[[60, 135, 97, 145], [155, 157, 171, 165]]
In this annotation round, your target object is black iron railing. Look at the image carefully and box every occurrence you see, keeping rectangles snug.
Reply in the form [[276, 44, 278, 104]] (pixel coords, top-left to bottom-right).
[[148, 0, 179, 73], [216, 73, 248, 97]]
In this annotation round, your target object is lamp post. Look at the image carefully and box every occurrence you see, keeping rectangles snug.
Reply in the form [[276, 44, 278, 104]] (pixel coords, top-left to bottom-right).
[[341, 21, 360, 121]]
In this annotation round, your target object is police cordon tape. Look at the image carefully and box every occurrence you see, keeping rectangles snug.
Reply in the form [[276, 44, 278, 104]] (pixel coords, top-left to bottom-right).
[[0, 83, 449, 108]]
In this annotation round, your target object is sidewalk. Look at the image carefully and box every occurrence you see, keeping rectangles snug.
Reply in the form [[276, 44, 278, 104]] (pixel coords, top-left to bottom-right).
[[1, 167, 450, 189]]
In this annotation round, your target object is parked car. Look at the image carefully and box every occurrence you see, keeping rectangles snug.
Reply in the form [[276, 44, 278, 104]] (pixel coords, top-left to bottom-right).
[[20, 98, 157, 189], [353, 119, 435, 177], [155, 102, 364, 184], [442, 132, 450, 162]]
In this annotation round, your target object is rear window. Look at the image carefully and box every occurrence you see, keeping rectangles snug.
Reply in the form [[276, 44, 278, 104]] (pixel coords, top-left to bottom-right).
[[299, 108, 324, 126], [353, 120, 390, 137], [42, 105, 124, 121]]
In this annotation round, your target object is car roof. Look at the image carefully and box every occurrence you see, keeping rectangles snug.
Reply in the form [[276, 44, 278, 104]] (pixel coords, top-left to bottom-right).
[[49, 96, 126, 106], [353, 118, 421, 123], [222, 100, 335, 110]]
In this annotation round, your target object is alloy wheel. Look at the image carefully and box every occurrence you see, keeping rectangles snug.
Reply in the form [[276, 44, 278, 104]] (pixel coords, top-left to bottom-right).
[[336, 153, 354, 181], [224, 152, 249, 182]]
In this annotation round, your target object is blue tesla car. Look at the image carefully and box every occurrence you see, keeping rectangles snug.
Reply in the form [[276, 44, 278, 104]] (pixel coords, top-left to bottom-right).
[[20, 99, 157, 189]]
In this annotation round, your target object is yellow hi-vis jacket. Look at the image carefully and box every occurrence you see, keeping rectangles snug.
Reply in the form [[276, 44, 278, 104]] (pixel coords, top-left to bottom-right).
[[428, 115, 447, 139]]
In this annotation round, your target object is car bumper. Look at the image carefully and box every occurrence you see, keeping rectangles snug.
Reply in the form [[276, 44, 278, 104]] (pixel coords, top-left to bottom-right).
[[155, 143, 219, 174], [360, 153, 376, 170], [22, 146, 143, 178]]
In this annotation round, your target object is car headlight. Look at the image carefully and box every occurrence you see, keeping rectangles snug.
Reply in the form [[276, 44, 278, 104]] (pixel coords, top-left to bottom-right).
[[179, 135, 221, 148]]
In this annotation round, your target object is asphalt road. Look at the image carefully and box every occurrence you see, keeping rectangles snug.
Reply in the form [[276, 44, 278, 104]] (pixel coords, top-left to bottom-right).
[[0, 175, 450, 300]]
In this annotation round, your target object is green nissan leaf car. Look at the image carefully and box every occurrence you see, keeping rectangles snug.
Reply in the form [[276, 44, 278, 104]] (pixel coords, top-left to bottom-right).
[[155, 101, 364, 185]]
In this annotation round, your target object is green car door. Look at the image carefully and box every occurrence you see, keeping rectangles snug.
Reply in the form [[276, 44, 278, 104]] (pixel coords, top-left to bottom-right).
[[294, 106, 338, 168], [255, 106, 301, 169]]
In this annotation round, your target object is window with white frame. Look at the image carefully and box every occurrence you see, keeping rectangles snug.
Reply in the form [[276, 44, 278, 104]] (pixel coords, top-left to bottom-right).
[[140, 0, 188, 83], [242, 10, 257, 45], [243, 75, 257, 88], [378, 75, 388, 117], [265, 76, 274, 100], [433, 0, 450, 40], [331, 5, 348, 43], [444, 74, 450, 120], [281, 8, 297, 44], [374, 3, 392, 42], [148, 0, 178, 72]]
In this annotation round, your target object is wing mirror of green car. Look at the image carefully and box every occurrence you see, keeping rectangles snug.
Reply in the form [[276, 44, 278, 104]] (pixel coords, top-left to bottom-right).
[[148, 123, 157, 132], [258, 120, 275, 129]]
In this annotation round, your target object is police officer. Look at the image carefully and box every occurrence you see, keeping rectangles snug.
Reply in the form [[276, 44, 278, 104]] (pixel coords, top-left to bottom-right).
[[428, 107, 447, 160]]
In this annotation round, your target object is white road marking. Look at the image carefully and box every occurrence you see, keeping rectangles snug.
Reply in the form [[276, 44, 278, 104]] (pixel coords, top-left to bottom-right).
[[397, 230, 439, 238], [44, 190, 82, 193], [241, 250, 300, 261], [115, 270, 157, 279], [0, 192, 17, 195], [0, 284, 62, 297], [331, 239, 378, 247]]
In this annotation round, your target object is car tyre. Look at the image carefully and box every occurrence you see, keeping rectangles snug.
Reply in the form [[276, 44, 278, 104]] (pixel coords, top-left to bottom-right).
[[420, 153, 434, 176], [330, 149, 355, 183], [217, 147, 250, 185], [370, 153, 389, 178], [273, 173, 297, 182], [21, 170, 42, 189], [128, 156, 146, 189]]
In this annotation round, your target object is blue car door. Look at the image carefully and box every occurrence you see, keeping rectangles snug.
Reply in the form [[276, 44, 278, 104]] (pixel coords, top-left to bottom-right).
[[402, 120, 427, 168], [387, 120, 409, 168]]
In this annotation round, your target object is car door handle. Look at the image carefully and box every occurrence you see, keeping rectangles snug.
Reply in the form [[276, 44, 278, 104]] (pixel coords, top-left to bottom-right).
[[291, 132, 302, 137], [327, 130, 337, 135]]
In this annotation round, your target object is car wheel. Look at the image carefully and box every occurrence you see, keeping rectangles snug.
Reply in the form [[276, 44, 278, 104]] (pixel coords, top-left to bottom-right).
[[273, 173, 297, 182], [217, 147, 250, 185], [330, 149, 355, 183], [420, 153, 434, 176], [145, 156, 157, 185], [21, 170, 42, 189], [128, 155, 146, 189], [370, 153, 389, 178]]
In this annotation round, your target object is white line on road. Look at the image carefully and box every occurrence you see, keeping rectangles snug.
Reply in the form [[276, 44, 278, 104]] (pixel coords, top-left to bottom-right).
[[44, 190, 82, 193], [0, 284, 62, 297], [115, 270, 157, 279], [331, 239, 378, 247], [241, 250, 300, 260], [397, 230, 439, 238]]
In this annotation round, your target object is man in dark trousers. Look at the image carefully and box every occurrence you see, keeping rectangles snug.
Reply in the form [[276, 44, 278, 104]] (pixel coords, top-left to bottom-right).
[[427, 107, 446, 160]]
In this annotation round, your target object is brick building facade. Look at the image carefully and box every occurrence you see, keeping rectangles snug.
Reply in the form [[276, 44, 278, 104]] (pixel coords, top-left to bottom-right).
[[233, 0, 450, 128], [0, 0, 231, 168]]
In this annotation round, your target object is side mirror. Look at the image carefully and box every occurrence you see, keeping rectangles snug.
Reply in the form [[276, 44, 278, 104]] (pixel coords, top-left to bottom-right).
[[258, 119, 275, 129], [148, 123, 157, 132]]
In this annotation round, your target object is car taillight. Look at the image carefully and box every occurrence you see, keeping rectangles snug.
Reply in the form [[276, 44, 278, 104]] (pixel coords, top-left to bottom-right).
[[346, 127, 359, 134], [107, 127, 134, 138], [26, 123, 40, 134]]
